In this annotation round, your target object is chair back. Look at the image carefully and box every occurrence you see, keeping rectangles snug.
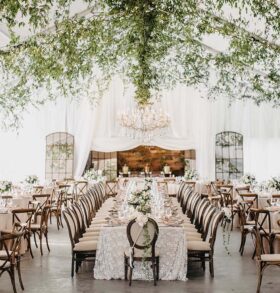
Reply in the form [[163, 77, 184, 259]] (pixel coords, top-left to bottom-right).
[[75, 181, 88, 199], [251, 227, 263, 260], [63, 208, 77, 248], [127, 218, 158, 253], [12, 208, 36, 230], [0, 231, 23, 268], [106, 180, 118, 197], [209, 211, 224, 250], [250, 208, 272, 236]]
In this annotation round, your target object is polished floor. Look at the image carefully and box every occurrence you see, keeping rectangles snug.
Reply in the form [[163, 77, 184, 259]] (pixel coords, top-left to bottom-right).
[[1, 220, 279, 293]]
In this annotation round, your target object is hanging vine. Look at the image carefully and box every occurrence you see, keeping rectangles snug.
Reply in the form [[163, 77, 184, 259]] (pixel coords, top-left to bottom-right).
[[0, 0, 279, 128]]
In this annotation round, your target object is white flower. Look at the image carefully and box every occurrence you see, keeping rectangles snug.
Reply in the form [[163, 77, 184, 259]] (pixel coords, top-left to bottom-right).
[[184, 169, 199, 180], [83, 168, 103, 181], [136, 213, 148, 227], [241, 173, 256, 185]]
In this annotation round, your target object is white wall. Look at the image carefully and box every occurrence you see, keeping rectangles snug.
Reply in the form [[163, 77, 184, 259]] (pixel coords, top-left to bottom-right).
[[0, 79, 280, 183]]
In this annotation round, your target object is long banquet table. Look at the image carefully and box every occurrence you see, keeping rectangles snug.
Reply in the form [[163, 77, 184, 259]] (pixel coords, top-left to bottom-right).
[[93, 179, 188, 281]]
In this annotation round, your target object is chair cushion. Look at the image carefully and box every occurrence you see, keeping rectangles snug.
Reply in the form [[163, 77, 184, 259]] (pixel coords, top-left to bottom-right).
[[261, 254, 280, 262], [187, 240, 211, 251], [124, 247, 159, 258], [73, 241, 97, 251], [79, 235, 99, 242]]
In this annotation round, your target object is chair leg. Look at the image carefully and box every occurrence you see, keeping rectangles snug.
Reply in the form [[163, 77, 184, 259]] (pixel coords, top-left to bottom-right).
[[39, 232, 43, 256], [156, 258, 159, 281], [60, 214, 64, 228], [71, 254, 75, 277], [209, 253, 214, 278], [45, 231, 51, 252], [56, 214, 60, 230], [27, 235, 34, 258], [256, 262, 263, 293], [75, 259, 79, 273], [201, 256, 206, 271], [8, 266, 17, 293], [239, 233, 243, 252], [33, 232, 38, 248], [17, 258, 24, 290], [152, 262, 157, 286], [128, 267, 133, 286], [124, 257, 128, 280], [241, 234, 247, 256]]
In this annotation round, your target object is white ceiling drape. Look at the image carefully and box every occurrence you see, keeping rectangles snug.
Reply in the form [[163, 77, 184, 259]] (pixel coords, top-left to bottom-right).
[[0, 77, 280, 182]]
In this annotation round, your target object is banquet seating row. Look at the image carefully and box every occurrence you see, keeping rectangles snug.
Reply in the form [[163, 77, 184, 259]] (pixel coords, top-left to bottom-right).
[[63, 180, 224, 278], [63, 182, 107, 277], [174, 182, 224, 277]]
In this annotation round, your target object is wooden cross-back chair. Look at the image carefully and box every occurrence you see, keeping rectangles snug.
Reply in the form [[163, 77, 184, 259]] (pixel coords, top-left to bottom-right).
[[252, 226, 280, 293], [105, 180, 118, 197], [0, 228, 25, 293], [49, 189, 64, 230], [30, 204, 51, 256], [250, 208, 280, 254], [11, 208, 36, 258], [74, 181, 88, 200]]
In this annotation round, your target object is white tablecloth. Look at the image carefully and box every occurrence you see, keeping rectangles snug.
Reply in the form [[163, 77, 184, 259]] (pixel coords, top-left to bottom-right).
[[94, 225, 187, 281], [0, 213, 13, 231]]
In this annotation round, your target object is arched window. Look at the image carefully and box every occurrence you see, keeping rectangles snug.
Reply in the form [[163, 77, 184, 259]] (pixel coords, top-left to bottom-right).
[[45, 132, 74, 180], [215, 131, 243, 180]]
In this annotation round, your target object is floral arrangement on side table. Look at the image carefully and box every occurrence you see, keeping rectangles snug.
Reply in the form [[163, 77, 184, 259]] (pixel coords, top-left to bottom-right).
[[184, 169, 199, 180], [240, 173, 256, 185], [25, 175, 39, 185], [0, 181, 12, 194], [267, 177, 280, 191], [83, 169, 104, 182]]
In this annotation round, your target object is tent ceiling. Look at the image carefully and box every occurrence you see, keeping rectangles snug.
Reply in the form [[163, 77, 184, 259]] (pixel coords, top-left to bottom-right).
[[0, 0, 279, 51]]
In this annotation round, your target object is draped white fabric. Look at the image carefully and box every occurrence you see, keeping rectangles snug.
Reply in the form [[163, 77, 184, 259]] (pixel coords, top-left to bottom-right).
[[0, 77, 280, 182]]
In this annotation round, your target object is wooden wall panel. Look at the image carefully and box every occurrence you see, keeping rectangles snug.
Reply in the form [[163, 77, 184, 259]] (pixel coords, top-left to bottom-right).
[[117, 146, 186, 175]]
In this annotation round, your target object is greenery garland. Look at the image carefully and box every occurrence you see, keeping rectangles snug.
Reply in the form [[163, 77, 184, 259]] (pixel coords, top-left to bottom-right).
[[0, 0, 279, 128]]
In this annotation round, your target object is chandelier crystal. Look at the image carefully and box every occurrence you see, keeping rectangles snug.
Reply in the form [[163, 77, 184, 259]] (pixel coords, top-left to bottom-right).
[[118, 104, 170, 142]]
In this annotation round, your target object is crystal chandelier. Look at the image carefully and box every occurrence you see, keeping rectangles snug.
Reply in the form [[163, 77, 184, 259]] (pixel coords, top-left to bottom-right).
[[118, 104, 170, 142]]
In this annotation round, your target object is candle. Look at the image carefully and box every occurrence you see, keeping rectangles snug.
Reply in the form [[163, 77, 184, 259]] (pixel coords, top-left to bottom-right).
[[122, 164, 129, 174], [164, 165, 170, 174]]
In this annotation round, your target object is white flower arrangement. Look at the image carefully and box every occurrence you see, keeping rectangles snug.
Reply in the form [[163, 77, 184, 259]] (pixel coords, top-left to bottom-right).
[[267, 177, 280, 191], [25, 175, 39, 185], [0, 181, 12, 193], [241, 173, 256, 185], [128, 189, 151, 215], [83, 168, 103, 182], [184, 169, 199, 180]]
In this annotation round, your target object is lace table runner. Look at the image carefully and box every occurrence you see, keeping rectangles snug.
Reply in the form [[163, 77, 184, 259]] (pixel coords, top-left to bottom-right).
[[94, 226, 187, 281]]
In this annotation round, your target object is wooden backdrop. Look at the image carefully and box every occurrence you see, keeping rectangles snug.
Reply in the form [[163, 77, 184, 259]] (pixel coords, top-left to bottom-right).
[[117, 146, 186, 175]]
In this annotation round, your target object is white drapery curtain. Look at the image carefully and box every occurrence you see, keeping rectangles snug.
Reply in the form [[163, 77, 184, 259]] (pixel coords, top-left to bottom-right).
[[0, 77, 280, 182]]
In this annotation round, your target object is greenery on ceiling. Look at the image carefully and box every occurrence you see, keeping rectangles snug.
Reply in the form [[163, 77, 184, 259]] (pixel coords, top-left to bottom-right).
[[0, 0, 279, 128]]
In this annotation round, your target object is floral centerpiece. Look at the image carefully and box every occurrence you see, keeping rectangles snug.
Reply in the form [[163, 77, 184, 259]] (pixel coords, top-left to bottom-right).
[[0, 181, 12, 194], [25, 175, 39, 185], [267, 177, 280, 191], [240, 173, 256, 185], [83, 168, 103, 182], [128, 190, 151, 214], [128, 179, 153, 214], [184, 169, 199, 180]]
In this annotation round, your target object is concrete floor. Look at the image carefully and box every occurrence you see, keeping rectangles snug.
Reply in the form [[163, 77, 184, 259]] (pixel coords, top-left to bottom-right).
[[1, 221, 279, 293]]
